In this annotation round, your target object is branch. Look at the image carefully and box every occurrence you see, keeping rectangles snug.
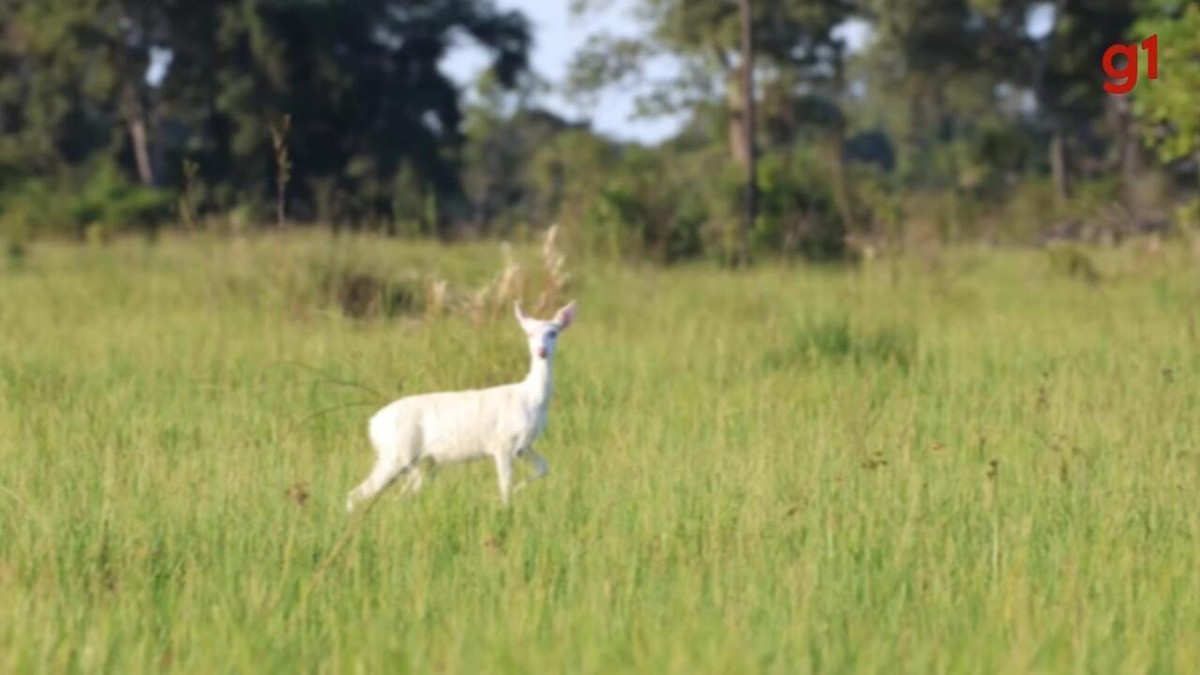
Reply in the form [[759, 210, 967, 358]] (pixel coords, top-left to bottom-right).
[[564, 33, 657, 100]]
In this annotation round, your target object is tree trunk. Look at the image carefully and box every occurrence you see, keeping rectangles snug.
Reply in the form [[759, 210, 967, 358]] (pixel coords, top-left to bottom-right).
[[150, 101, 166, 189], [1109, 95, 1143, 209], [829, 119, 856, 237], [727, 80, 750, 167], [905, 86, 925, 183], [1050, 130, 1070, 208], [828, 43, 855, 239], [734, 0, 756, 267], [122, 82, 156, 187], [1034, 0, 1070, 210]]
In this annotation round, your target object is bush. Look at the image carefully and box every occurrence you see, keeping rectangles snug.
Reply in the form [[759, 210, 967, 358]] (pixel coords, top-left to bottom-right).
[[753, 150, 848, 261], [307, 259, 423, 319], [573, 145, 854, 264], [0, 160, 174, 240], [579, 147, 708, 264]]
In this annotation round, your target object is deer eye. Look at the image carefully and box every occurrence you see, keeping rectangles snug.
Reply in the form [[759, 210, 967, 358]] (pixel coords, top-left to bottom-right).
[[548, 331, 558, 339]]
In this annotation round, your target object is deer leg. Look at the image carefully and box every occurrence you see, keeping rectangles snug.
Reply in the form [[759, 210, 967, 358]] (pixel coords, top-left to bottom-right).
[[494, 453, 514, 505], [514, 448, 548, 493]]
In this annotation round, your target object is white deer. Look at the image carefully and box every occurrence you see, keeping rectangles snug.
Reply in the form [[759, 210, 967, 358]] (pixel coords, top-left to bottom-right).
[[346, 300, 577, 512]]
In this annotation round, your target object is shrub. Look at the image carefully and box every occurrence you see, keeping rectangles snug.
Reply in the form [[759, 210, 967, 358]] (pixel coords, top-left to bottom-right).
[[753, 150, 848, 261], [0, 160, 174, 240]]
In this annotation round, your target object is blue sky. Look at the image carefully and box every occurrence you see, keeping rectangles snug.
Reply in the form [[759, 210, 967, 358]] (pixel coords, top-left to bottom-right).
[[442, 0, 870, 144], [443, 2, 1057, 144], [442, 0, 685, 143]]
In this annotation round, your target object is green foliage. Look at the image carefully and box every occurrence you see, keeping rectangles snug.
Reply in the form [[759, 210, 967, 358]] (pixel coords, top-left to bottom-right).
[[855, 0, 1033, 183], [567, 0, 855, 264], [1134, 2, 1200, 163], [311, 263, 424, 320], [960, 118, 1037, 200], [71, 163, 174, 236], [504, 132, 857, 264], [1175, 197, 1200, 237], [390, 163, 439, 238], [0, 0, 534, 234], [579, 147, 706, 263], [1039, 2, 1139, 121], [0, 160, 173, 240], [753, 150, 848, 260], [1, 0, 1198, 254], [527, 130, 615, 226], [462, 72, 581, 234]]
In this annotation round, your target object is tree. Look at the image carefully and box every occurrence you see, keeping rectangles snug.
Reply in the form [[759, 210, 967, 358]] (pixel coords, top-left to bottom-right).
[[0, 0, 168, 184], [735, 0, 755, 265], [568, 0, 854, 261], [1133, 0, 1200, 170], [570, 0, 850, 163], [1033, 0, 1138, 205], [461, 70, 588, 232], [0, 0, 534, 233], [157, 0, 532, 227], [856, 0, 1033, 189]]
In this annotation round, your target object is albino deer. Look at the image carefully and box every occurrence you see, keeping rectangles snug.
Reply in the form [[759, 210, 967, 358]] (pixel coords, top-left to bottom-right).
[[346, 300, 577, 512]]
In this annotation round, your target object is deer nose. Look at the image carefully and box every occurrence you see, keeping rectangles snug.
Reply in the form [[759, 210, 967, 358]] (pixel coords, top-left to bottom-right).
[[537, 346, 547, 358]]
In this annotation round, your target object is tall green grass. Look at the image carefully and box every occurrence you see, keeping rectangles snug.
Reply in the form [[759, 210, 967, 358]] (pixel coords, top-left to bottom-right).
[[2, 233, 1199, 673]]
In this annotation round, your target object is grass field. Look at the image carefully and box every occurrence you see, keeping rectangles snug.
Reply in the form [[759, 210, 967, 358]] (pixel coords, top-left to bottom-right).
[[2, 233, 1199, 673]]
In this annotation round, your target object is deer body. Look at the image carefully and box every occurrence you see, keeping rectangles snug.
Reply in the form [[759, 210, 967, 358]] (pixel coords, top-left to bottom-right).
[[346, 301, 574, 512]]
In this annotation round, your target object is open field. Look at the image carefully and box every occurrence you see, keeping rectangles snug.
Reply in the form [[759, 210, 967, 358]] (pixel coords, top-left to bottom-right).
[[2, 233, 1199, 673]]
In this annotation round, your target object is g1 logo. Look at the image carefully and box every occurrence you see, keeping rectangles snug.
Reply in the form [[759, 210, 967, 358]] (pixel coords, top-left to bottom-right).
[[1103, 35, 1158, 94]]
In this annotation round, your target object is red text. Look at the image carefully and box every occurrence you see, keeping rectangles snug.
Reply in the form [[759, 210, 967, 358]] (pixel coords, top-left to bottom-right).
[[1103, 35, 1158, 95]]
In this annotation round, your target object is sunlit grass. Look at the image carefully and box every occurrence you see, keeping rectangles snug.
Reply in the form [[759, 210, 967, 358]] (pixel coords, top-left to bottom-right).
[[2, 233, 1199, 673]]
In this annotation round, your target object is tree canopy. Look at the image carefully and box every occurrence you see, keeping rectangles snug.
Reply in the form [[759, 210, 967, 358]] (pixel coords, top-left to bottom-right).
[[0, 0, 531, 234], [2, 0, 1199, 259]]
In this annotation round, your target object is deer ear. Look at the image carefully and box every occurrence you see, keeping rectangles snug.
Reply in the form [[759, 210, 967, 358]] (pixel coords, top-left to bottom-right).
[[514, 301, 526, 323], [553, 300, 576, 329]]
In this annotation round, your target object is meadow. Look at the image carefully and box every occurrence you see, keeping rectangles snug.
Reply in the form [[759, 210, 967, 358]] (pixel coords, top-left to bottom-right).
[[2, 232, 1199, 673]]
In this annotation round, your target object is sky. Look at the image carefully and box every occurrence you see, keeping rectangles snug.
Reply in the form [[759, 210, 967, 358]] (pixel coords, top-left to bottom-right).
[[443, 2, 1058, 145], [441, 0, 682, 143], [442, 1, 871, 145]]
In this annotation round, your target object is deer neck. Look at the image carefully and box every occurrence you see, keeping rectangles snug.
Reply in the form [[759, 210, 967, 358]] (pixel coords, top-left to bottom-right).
[[522, 355, 553, 408]]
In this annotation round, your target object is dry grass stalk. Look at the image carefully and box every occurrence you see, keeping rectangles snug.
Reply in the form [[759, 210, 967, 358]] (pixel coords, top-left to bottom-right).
[[424, 277, 448, 318], [535, 224, 570, 314]]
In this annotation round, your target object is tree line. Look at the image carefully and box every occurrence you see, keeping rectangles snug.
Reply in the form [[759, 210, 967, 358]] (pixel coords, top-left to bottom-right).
[[1, 0, 1198, 262]]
